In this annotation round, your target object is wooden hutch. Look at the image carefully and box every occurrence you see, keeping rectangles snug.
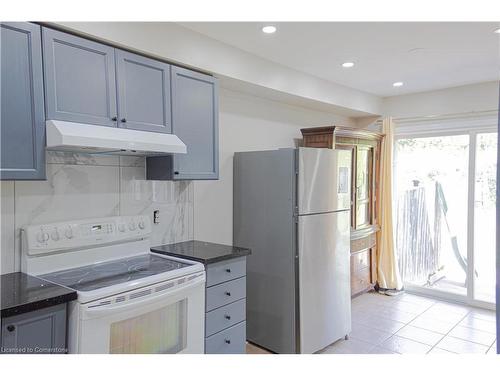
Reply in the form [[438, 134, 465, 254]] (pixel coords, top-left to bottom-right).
[[300, 126, 383, 297]]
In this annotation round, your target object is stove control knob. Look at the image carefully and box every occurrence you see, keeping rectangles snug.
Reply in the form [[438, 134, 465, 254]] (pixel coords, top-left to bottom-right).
[[65, 227, 74, 239], [128, 222, 137, 231], [37, 230, 49, 243], [138, 221, 145, 230], [118, 223, 126, 232], [51, 229, 60, 241]]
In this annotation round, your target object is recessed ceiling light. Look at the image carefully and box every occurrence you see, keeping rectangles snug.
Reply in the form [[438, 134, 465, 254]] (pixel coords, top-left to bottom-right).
[[393, 82, 404, 87], [262, 26, 277, 34], [342, 62, 355, 68], [494, 28, 500, 34]]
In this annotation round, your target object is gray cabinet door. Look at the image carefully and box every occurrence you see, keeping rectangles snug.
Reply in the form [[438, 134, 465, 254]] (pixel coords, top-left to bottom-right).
[[171, 66, 219, 180], [1, 22, 46, 180], [115, 50, 172, 133], [1, 304, 67, 354], [42, 27, 118, 127]]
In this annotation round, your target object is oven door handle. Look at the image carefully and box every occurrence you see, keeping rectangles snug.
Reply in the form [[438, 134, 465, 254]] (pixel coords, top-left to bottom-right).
[[83, 276, 204, 318]]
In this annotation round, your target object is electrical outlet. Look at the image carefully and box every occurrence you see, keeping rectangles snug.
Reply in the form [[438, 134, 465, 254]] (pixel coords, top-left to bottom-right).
[[153, 210, 160, 224]]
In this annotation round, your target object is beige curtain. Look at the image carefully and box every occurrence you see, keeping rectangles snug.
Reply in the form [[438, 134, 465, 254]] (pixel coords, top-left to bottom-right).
[[376, 117, 403, 291]]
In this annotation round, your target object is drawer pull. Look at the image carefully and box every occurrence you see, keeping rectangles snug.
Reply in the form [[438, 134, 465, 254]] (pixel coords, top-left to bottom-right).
[[225, 268, 231, 273], [225, 339, 231, 344], [225, 291, 231, 296], [6, 325, 15, 332], [224, 315, 231, 320]]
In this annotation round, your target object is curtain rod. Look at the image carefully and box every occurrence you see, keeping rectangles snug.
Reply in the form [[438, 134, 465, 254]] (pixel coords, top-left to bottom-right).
[[375, 110, 498, 125]]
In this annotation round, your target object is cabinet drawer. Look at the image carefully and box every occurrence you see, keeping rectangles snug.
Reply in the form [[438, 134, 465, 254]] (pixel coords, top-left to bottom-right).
[[351, 250, 370, 272], [206, 299, 246, 337], [205, 321, 246, 354], [351, 267, 371, 296], [351, 233, 376, 253], [206, 258, 246, 287], [206, 277, 246, 312]]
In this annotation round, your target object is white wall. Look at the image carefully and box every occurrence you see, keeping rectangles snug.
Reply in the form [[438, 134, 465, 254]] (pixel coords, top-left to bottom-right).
[[383, 81, 499, 118], [52, 22, 382, 117], [193, 89, 354, 245]]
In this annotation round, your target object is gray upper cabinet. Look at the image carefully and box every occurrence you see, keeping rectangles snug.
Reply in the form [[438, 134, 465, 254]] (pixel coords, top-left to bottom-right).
[[115, 50, 172, 133], [171, 66, 219, 180], [1, 22, 46, 180], [147, 66, 219, 180], [42, 27, 118, 127]]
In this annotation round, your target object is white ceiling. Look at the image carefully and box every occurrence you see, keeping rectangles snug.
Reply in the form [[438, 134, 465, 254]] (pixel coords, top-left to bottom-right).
[[180, 22, 500, 97]]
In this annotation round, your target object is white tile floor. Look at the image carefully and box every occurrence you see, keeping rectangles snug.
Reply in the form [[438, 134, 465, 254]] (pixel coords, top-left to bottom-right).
[[320, 291, 497, 354], [245, 291, 497, 355]]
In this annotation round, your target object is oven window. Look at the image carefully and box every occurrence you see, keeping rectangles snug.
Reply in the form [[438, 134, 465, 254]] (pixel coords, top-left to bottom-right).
[[109, 299, 187, 354]]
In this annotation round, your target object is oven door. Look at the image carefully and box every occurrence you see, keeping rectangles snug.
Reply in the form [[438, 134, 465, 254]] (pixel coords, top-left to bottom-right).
[[72, 273, 205, 354]]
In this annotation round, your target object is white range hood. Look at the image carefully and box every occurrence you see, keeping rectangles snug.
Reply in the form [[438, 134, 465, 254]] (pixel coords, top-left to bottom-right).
[[46, 120, 187, 156]]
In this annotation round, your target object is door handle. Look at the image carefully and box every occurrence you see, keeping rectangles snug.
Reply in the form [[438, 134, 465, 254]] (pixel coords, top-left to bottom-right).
[[6, 325, 15, 332], [121, 118, 127, 123], [111, 116, 117, 122], [225, 291, 231, 296], [224, 315, 231, 320]]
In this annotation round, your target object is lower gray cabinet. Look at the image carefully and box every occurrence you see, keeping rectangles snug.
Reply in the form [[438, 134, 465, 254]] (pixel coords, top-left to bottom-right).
[[205, 299, 246, 337], [205, 321, 246, 355], [1, 304, 67, 354], [206, 277, 246, 312], [1, 22, 46, 180], [204, 258, 247, 354], [146, 66, 219, 180]]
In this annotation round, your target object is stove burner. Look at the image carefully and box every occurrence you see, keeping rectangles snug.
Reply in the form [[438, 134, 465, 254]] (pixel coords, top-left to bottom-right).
[[39, 254, 191, 292], [93, 261, 128, 272]]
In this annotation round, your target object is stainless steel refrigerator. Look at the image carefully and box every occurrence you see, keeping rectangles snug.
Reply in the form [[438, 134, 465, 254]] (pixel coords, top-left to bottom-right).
[[233, 147, 351, 354]]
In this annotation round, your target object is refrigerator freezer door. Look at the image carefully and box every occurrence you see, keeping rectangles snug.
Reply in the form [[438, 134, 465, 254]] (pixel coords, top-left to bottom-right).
[[298, 148, 351, 215], [298, 210, 351, 354]]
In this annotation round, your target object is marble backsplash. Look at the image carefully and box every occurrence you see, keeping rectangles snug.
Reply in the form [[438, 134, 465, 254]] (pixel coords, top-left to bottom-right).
[[0, 152, 193, 274]]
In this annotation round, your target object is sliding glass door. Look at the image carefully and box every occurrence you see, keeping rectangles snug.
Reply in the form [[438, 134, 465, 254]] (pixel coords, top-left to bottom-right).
[[394, 130, 497, 308]]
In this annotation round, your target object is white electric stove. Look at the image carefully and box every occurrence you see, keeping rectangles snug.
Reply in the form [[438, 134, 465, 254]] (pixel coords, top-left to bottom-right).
[[22, 215, 205, 354]]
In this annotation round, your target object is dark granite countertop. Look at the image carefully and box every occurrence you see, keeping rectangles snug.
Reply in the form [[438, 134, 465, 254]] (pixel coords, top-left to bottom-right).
[[1, 272, 77, 318], [151, 240, 251, 265]]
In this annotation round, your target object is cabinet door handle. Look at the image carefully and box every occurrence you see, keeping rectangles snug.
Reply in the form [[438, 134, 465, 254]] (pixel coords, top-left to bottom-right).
[[121, 118, 127, 123], [225, 268, 231, 273], [225, 339, 231, 344], [111, 116, 117, 121], [174, 171, 180, 175], [6, 325, 15, 332], [225, 291, 231, 296], [224, 315, 231, 320]]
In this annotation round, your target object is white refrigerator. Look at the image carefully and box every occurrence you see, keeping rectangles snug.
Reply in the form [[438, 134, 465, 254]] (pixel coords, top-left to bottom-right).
[[234, 147, 351, 354]]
